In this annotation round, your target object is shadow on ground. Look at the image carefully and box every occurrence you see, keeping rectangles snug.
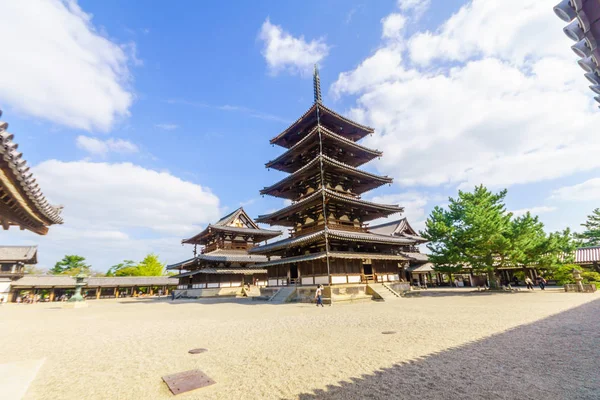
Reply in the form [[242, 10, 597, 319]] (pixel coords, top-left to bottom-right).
[[297, 298, 600, 400]]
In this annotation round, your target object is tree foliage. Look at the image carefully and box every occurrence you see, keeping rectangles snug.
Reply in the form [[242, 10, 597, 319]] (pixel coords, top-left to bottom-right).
[[50, 255, 91, 276], [576, 208, 600, 246], [105, 254, 166, 276], [422, 185, 574, 287]]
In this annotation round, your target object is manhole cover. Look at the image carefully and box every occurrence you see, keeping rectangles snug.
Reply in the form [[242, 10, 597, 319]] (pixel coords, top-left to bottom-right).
[[188, 348, 208, 354], [162, 369, 215, 395], [381, 331, 397, 335]]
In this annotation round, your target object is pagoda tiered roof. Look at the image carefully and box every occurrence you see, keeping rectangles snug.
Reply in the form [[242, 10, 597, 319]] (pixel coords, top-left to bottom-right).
[[255, 187, 403, 226], [249, 228, 414, 255], [270, 103, 374, 149], [0, 111, 63, 235], [266, 125, 382, 173], [260, 154, 392, 200], [182, 207, 281, 245]]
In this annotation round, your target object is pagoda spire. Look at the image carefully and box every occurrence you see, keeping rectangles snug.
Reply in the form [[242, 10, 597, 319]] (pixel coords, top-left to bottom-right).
[[313, 64, 322, 104]]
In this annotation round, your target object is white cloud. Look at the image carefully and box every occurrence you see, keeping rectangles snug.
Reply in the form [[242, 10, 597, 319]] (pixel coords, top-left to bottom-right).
[[381, 14, 407, 39], [0, 0, 134, 131], [76, 136, 138, 156], [398, 0, 430, 12], [258, 18, 329, 75], [552, 178, 600, 202], [155, 123, 179, 131], [368, 192, 429, 232], [332, 0, 600, 190], [9, 161, 222, 270], [511, 206, 557, 217]]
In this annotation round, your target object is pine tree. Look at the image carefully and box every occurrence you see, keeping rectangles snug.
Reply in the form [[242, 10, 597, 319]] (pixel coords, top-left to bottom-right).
[[577, 208, 600, 246]]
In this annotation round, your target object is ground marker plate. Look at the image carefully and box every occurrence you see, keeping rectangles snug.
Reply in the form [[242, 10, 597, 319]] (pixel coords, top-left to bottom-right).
[[188, 348, 208, 354], [382, 331, 397, 335], [162, 369, 215, 395]]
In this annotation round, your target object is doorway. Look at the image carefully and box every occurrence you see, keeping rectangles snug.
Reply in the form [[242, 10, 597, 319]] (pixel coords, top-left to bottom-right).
[[290, 264, 299, 284], [363, 264, 373, 278]]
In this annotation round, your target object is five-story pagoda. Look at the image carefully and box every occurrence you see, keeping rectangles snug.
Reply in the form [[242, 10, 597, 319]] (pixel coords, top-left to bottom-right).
[[250, 66, 418, 300]]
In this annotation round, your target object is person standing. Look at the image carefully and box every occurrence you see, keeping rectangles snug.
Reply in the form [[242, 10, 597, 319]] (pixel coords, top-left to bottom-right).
[[315, 285, 324, 307], [537, 276, 547, 290], [525, 276, 534, 290]]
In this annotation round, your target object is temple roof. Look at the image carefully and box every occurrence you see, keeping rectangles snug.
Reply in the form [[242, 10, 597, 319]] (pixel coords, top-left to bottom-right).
[[575, 246, 600, 265], [11, 275, 175, 288], [256, 188, 402, 226], [0, 111, 63, 235], [249, 227, 415, 255], [260, 154, 393, 200], [0, 245, 38, 263], [256, 251, 409, 268], [170, 267, 268, 278], [166, 249, 275, 270], [266, 125, 382, 173], [182, 207, 281, 245], [270, 103, 374, 149], [369, 218, 427, 242]]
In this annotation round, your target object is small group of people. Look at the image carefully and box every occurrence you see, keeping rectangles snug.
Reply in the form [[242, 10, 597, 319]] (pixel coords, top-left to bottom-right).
[[524, 276, 547, 290]]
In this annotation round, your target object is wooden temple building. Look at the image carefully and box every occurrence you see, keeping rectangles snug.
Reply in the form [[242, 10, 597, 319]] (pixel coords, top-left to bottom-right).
[[249, 66, 427, 302], [0, 110, 63, 234], [167, 208, 281, 297]]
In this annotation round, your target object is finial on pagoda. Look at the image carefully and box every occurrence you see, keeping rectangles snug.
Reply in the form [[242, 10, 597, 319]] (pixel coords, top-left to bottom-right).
[[313, 64, 322, 104]]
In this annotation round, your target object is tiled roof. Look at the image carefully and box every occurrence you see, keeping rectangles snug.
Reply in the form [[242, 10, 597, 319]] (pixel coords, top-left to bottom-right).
[[182, 208, 280, 245], [575, 246, 600, 264], [12, 275, 175, 288], [250, 228, 415, 254], [256, 251, 409, 268], [406, 262, 434, 273], [166, 249, 276, 270], [369, 218, 427, 242], [261, 154, 392, 198], [265, 125, 382, 171], [256, 188, 402, 225], [0, 111, 63, 234], [270, 103, 374, 148], [185, 268, 267, 275], [402, 252, 429, 262], [0, 246, 37, 263]]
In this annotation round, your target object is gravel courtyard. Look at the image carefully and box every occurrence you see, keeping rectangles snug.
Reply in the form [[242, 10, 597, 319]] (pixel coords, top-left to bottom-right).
[[1, 290, 599, 399]]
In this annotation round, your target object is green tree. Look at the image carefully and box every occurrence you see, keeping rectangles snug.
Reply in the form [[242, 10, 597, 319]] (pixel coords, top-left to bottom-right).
[[50, 255, 91, 276], [106, 260, 136, 276], [576, 208, 600, 246], [109, 254, 166, 276], [423, 185, 511, 288], [135, 254, 165, 276]]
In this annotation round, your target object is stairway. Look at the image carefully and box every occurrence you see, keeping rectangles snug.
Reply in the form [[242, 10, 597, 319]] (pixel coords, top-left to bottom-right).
[[367, 283, 400, 301], [269, 287, 296, 303], [243, 286, 262, 297]]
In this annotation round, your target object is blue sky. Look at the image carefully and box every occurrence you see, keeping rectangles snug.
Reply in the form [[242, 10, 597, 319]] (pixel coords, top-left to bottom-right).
[[1, 0, 599, 271]]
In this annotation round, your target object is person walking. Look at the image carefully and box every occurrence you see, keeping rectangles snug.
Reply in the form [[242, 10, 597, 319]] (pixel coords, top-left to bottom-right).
[[525, 276, 534, 290], [537, 276, 547, 290], [315, 285, 324, 307]]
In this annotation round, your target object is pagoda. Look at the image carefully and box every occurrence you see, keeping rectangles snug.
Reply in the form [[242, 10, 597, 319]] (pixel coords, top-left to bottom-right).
[[250, 66, 423, 300], [167, 207, 281, 297]]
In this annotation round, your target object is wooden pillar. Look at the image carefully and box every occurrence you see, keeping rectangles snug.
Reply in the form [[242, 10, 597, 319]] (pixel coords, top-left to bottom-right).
[[114, 287, 119, 298], [150, 287, 154, 296], [165, 288, 169, 296], [49, 288, 55, 302], [133, 286, 137, 296], [96, 287, 101, 299]]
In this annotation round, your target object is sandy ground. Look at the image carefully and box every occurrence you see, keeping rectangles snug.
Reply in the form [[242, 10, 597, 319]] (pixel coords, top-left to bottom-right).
[[1, 289, 599, 400]]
